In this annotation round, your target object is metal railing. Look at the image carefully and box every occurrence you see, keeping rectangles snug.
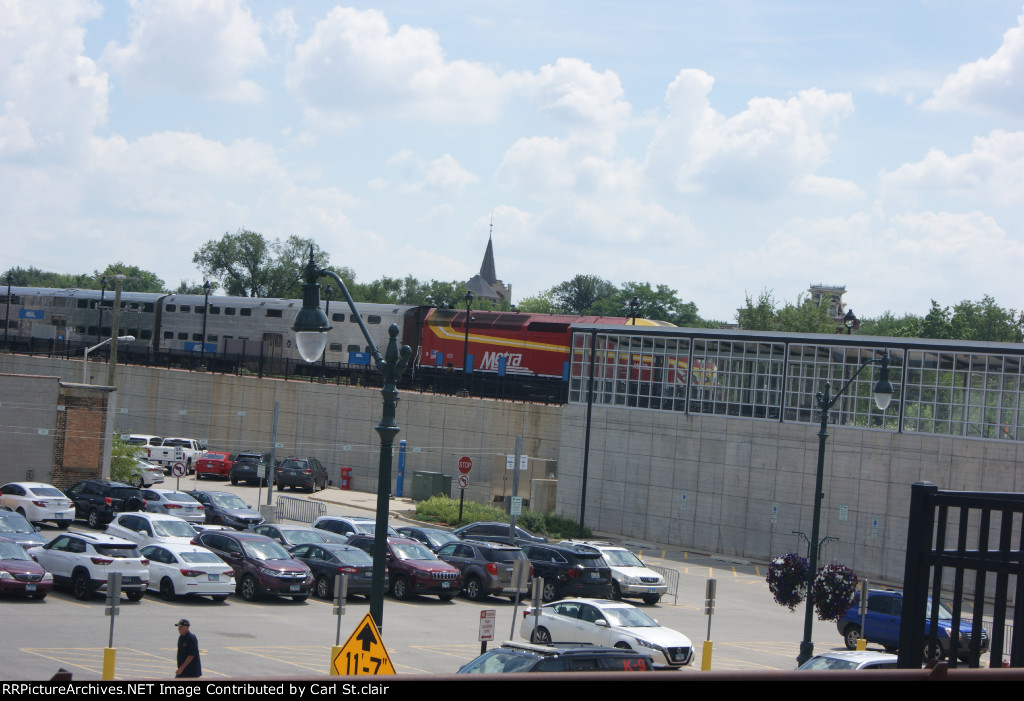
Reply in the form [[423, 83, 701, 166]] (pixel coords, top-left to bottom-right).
[[275, 495, 326, 524]]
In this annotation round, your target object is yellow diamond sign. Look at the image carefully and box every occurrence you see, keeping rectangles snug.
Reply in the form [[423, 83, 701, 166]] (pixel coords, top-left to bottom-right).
[[332, 613, 396, 676]]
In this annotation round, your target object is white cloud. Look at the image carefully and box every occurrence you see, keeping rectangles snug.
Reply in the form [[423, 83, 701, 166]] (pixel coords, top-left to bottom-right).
[[101, 0, 267, 102], [925, 9, 1024, 116], [881, 130, 1024, 207], [376, 151, 478, 195], [796, 174, 864, 200], [0, 0, 108, 159], [522, 58, 630, 128], [646, 70, 854, 199]]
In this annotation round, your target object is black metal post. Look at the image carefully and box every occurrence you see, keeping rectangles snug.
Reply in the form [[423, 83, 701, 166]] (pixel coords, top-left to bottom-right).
[[201, 280, 211, 366], [96, 277, 107, 344], [462, 290, 474, 392]]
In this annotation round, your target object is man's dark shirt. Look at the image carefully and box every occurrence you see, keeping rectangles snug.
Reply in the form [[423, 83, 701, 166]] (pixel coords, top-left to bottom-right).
[[177, 631, 202, 678]]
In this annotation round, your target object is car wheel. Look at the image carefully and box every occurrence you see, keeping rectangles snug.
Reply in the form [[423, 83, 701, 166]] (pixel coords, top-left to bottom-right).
[[15, 507, 27, 519], [843, 624, 861, 650], [642, 594, 661, 605], [315, 576, 332, 600], [610, 580, 622, 600], [58, 520, 72, 529], [130, 475, 144, 488], [292, 594, 308, 603], [532, 626, 552, 645], [541, 579, 559, 602], [240, 575, 259, 602], [464, 577, 484, 601], [160, 577, 177, 602], [72, 570, 94, 601], [126, 590, 144, 602], [391, 576, 410, 601], [211, 594, 228, 602], [924, 638, 945, 662], [86, 509, 102, 530], [614, 641, 632, 650], [230, 476, 239, 486]]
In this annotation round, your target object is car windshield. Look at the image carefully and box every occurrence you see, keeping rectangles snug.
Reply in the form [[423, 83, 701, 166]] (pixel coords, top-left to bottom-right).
[[425, 531, 459, 549], [285, 529, 326, 544], [603, 549, 645, 567], [391, 543, 437, 561], [460, 650, 540, 674], [0, 542, 30, 560], [489, 548, 526, 563], [0, 512, 35, 534], [26, 486, 65, 498], [152, 520, 198, 538], [110, 488, 141, 499], [603, 607, 658, 628], [242, 540, 292, 561], [210, 494, 248, 509], [179, 551, 224, 564], [799, 656, 860, 670]]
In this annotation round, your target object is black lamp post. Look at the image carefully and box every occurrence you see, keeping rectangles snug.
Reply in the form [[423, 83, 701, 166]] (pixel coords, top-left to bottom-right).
[[462, 290, 474, 391], [201, 280, 211, 365], [291, 248, 411, 631], [843, 309, 857, 335], [629, 296, 640, 325], [96, 276, 108, 344], [797, 350, 893, 666], [3, 272, 11, 350]]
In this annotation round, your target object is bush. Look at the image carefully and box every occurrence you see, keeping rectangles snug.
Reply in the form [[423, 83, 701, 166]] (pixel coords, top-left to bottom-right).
[[413, 496, 590, 538]]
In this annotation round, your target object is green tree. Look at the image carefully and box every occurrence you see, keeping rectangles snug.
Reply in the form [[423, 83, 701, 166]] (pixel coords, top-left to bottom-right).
[[2, 264, 164, 292], [776, 294, 837, 333], [547, 275, 616, 315], [95, 263, 166, 293], [109, 435, 142, 484], [949, 295, 1023, 343], [857, 311, 924, 338], [921, 300, 952, 339], [737, 290, 779, 331], [516, 293, 558, 314]]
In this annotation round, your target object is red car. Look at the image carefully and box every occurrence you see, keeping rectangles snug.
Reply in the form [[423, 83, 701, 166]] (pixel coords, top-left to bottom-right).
[[195, 452, 235, 480], [346, 535, 462, 602], [0, 536, 52, 599]]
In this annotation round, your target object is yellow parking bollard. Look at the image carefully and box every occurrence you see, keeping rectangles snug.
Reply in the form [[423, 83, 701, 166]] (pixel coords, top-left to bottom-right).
[[102, 647, 116, 680], [701, 640, 713, 671], [856, 638, 867, 651]]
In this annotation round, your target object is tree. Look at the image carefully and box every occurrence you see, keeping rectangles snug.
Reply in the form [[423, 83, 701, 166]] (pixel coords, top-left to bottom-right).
[[776, 294, 837, 333], [109, 435, 142, 484], [737, 290, 779, 331], [2, 264, 164, 292], [547, 275, 616, 315], [95, 263, 166, 293], [857, 311, 924, 338], [516, 293, 558, 314], [949, 295, 1023, 343]]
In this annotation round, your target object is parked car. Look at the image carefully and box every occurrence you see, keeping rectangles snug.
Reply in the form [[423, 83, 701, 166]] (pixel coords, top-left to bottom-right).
[[0, 509, 51, 549], [798, 650, 899, 670], [313, 515, 398, 539], [65, 479, 145, 529], [0, 535, 53, 599], [195, 452, 236, 480], [129, 459, 166, 488], [436, 539, 532, 601], [347, 534, 462, 601], [289, 543, 382, 600], [837, 589, 990, 662], [0, 482, 75, 528], [105, 512, 198, 546], [228, 451, 272, 486], [141, 489, 205, 523], [140, 543, 236, 602], [520, 599, 695, 668], [521, 542, 613, 602], [191, 529, 312, 602], [274, 456, 328, 492], [251, 524, 348, 547], [453, 521, 547, 546], [187, 490, 264, 530], [396, 526, 460, 552], [457, 641, 654, 674], [145, 437, 208, 474], [28, 531, 149, 601], [560, 540, 666, 605]]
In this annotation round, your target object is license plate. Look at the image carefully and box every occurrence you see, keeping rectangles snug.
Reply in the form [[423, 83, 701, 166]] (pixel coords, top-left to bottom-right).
[[590, 572, 599, 578], [648, 587, 658, 593], [208, 574, 219, 581], [185, 507, 194, 512], [290, 584, 301, 592], [25, 584, 36, 591], [55, 513, 64, 519], [442, 582, 450, 589]]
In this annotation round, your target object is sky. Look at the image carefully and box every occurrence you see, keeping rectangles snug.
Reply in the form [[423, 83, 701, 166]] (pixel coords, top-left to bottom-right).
[[2, 1, 1023, 322]]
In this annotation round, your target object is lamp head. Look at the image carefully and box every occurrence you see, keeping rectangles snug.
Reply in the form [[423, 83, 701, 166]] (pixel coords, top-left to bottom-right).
[[872, 352, 893, 410]]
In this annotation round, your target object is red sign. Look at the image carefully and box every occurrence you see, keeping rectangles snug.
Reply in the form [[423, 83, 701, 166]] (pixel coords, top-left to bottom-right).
[[458, 456, 473, 474]]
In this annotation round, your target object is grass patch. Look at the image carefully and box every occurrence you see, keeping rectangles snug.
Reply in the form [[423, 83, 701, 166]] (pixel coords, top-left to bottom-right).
[[413, 495, 591, 540]]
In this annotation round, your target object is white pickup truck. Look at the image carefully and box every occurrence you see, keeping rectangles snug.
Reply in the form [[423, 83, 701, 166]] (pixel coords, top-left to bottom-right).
[[145, 437, 208, 474]]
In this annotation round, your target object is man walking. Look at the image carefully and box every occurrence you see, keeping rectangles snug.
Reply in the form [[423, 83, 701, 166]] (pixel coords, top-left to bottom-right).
[[175, 618, 202, 678]]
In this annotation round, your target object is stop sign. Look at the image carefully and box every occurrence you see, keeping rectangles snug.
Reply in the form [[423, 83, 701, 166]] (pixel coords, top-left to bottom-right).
[[458, 456, 473, 474]]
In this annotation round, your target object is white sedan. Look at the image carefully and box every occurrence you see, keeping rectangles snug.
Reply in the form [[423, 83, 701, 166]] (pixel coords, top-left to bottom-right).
[[520, 599, 695, 667], [105, 512, 198, 546], [140, 543, 235, 601], [0, 482, 75, 527]]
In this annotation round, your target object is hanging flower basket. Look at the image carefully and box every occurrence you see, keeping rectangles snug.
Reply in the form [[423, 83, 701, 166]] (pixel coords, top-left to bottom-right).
[[812, 563, 859, 621], [766, 553, 809, 611]]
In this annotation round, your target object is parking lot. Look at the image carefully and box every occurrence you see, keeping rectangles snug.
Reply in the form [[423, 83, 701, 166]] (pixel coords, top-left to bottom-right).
[[0, 478, 915, 679]]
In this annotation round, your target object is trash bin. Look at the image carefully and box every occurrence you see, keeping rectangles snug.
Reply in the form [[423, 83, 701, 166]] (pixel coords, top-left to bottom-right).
[[410, 471, 451, 500], [339, 467, 352, 490]]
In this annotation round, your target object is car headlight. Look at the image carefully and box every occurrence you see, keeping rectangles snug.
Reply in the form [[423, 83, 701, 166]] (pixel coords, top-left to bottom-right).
[[42, 572, 53, 581], [260, 567, 279, 577], [634, 638, 664, 653], [621, 575, 639, 585], [0, 572, 12, 580]]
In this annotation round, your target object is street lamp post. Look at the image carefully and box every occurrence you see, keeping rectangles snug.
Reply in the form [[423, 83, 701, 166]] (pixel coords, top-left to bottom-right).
[[96, 277, 108, 345], [201, 280, 211, 366], [843, 309, 857, 335], [291, 248, 411, 631], [462, 290, 474, 392], [629, 296, 640, 325], [83, 336, 135, 384], [797, 350, 893, 666], [322, 285, 333, 376]]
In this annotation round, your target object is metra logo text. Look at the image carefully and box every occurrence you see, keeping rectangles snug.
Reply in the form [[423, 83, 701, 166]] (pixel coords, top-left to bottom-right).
[[480, 351, 523, 369]]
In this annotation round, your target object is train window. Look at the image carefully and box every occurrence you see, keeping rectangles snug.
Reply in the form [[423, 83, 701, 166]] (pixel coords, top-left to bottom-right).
[[329, 343, 344, 352], [178, 333, 188, 340], [88, 326, 98, 336], [53, 297, 67, 308], [207, 334, 218, 342], [100, 299, 114, 308], [332, 313, 345, 322], [166, 304, 176, 312], [347, 344, 361, 353], [209, 306, 220, 315], [224, 307, 236, 316], [77, 299, 89, 309], [128, 302, 139, 310], [8, 295, 20, 305], [180, 305, 191, 313], [140, 330, 152, 340], [240, 308, 251, 317], [128, 329, 139, 338], [266, 309, 282, 318], [76, 326, 85, 334], [367, 315, 381, 324], [195, 306, 205, 314], [163, 331, 173, 339], [192, 334, 203, 341], [142, 303, 154, 313], [101, 327, 111, 336]]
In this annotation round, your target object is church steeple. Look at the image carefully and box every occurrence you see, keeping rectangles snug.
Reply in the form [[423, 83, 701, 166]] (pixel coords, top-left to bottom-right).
[[465, 214, 511, 303]]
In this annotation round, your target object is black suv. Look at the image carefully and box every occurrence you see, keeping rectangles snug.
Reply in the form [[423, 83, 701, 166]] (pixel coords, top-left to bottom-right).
[[66, 480, 145, 529], [457, 642, 654, 673], [452, 521, 547, 546], [229, 452, 272, 486], [436, 539, 532, 601], [274, 456, 328, 492], [521, 543, 613, 602]]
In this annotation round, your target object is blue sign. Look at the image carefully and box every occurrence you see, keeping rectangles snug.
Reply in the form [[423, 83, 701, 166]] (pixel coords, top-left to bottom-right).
[[498, 356, 506, 377], [19, 309, 44, 320], [184, 342, 217, 353], [349, 352, 371, 366], [465, 354, 474, 374]]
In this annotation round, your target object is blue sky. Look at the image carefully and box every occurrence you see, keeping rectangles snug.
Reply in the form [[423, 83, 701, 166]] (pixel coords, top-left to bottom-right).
[[2, 1, 1023, 321]]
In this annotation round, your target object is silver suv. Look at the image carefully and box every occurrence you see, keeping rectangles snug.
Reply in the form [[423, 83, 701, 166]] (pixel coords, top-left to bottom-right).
[[559, 540, 667, 605], [436, 539, 532, 601]]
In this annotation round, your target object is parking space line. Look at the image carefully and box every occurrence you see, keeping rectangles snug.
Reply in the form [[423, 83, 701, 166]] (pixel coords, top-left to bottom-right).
[[224, 646, 331, 674]]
